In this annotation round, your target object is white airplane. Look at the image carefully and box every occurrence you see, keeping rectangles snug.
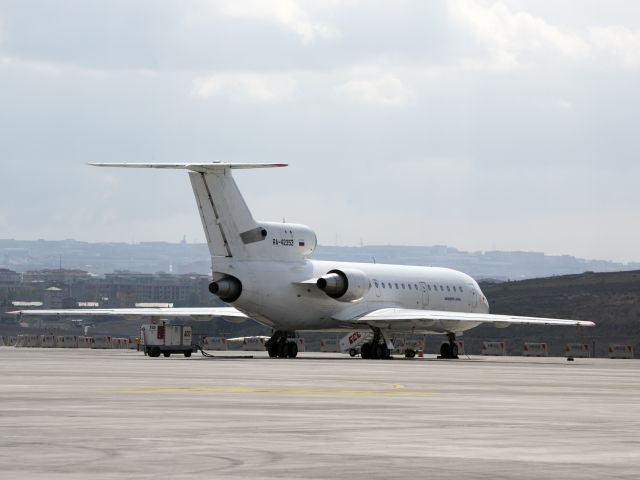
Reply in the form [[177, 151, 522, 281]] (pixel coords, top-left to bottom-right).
[[12, 162, 594, 359]]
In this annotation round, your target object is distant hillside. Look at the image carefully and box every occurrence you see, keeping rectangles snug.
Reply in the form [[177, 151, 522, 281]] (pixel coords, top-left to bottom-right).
[[2, 238, 639, 279], [313, 245, 640, 280], [464, 270, 640, 357]]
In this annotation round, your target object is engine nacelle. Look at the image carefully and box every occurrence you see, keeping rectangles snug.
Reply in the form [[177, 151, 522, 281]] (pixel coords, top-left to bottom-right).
[[209, 275, 242, 303], [316, 268, 369, 303]]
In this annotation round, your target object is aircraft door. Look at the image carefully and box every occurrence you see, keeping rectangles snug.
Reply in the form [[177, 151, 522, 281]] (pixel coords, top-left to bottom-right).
[[468, 284, 478, 310], [419, 282, 429, 307], [372, 279, 381, 297]]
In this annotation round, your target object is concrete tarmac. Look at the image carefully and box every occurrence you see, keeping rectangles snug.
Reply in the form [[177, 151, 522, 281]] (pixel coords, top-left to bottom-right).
[[0, 349, 639, 479]]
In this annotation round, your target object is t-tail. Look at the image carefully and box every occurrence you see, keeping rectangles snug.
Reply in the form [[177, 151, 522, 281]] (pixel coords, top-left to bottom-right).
[[91, 162, 317, 262]]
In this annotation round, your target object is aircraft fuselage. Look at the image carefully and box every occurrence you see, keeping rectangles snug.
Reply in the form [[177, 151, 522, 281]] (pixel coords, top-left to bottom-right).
[[214, 259, 490, 332]]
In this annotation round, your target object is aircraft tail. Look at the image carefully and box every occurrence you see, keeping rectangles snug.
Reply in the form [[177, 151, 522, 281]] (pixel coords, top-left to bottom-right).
[[91, 162, 287, 259]]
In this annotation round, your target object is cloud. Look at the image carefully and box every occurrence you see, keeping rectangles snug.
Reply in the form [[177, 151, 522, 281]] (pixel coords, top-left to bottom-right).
[[220, 0, 340, 45], [448, 0, 591, 68], [191, 72, 297, 102], [2, 1, 640, 261], [0, 53, 111, 76], [557, 99, 572, 110], [335, 72, 414, 107], [590, 26, 640, 70]]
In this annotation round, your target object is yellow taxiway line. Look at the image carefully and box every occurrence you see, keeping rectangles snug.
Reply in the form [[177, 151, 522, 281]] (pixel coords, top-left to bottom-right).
[[108, 385, 435, 396]]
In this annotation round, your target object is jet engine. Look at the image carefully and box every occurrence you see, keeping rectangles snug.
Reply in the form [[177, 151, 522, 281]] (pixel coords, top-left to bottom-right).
[[209, 275, 242, 303], [316, 268, 369, 302]]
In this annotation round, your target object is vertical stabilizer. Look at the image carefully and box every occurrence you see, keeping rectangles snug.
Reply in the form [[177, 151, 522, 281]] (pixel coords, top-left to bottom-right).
[[189, 168, 257, 258], [90, 162, 288, 259]]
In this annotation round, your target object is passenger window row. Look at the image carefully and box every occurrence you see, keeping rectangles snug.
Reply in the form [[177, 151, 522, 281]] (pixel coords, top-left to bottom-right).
[[370, 281, 464, 293]]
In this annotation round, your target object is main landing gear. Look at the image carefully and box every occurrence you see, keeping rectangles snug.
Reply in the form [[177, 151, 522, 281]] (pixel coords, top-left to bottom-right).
[[438, 332, 459, 359], [266, 330, 299, 359], [360, 327, 392, 360]]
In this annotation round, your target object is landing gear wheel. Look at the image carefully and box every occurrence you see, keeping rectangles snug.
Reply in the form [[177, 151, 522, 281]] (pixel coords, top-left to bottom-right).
[[286, 341, 298, 358], [375, 344, 390, 359], [349, 348, 357, 357], [440, 342, 452, 358], [266, 331, 299, 359], [440, 333, 460, 359], [163, 352, 171, 358], [360, 342, 372, 359], [439, 340, 459, 359], [184, 350, 192, 357]]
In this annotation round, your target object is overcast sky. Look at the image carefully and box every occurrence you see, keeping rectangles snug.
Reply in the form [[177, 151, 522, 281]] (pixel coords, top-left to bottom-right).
[[1, 0, 639, 262]]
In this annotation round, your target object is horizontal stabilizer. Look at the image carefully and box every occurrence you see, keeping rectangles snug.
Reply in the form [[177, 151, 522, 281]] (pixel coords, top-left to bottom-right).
[[90, 162, 287, 173]]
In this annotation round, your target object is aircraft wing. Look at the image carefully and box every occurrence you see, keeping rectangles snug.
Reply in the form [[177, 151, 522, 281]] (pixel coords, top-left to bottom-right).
[[342, 308, 595, 333], [8, 307, 249, 323]]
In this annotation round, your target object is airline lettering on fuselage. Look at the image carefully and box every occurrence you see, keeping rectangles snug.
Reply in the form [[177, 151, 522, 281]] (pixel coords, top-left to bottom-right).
[[445, 297, 462, 302]]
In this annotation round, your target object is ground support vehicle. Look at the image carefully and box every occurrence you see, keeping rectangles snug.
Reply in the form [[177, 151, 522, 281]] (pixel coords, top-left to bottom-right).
[[141, 321, 193, 358]]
